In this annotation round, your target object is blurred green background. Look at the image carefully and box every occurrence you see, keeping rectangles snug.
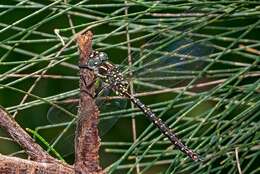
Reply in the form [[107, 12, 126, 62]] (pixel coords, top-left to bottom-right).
[[0, 1, 260, 174]]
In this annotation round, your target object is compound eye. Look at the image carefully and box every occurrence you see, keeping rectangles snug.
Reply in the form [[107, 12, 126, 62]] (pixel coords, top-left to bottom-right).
[[87, 58, 101, 69], [98, 52, 108, 61]]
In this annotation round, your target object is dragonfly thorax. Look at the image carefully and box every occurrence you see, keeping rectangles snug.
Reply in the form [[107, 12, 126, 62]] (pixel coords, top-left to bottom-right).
[[105, 67, 129, 94], [86, 51, 129, 94]]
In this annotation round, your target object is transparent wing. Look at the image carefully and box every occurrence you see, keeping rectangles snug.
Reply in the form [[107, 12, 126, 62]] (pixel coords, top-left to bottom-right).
[[128, 34, 215, 92], [98, 96, 127, 136], [44, 88, 127, 157], [47, 100, 78, 125]]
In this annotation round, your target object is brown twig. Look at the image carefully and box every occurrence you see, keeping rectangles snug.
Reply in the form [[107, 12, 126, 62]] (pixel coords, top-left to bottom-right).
[[74, 31, 104, 174], [0, 107, 57, 163], [0, 107, 74, 173], [0, 154, 74, 174], [0, 31, 104, 174]]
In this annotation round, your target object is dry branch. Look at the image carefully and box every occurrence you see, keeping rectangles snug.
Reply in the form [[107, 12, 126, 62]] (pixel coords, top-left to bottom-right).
[[0, 31, 104, 174], [0, 107, 73, 173], [74, 31, 104, 174], [0, 154, 74, 174], [0, 107, 56, 163]]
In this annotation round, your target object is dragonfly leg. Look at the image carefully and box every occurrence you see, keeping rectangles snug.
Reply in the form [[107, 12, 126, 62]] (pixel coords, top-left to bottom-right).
[[94, 83, 112, 98], [80, 75, 96, 98], [78, 64, 91, 69], [80, 75, 97, 88]]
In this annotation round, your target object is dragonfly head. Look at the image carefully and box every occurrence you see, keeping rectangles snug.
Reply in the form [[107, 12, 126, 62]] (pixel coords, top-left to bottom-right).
[[87, 51, 108, 70]]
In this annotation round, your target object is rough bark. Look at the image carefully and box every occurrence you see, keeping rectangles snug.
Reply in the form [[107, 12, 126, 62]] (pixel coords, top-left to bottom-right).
[[0, 107, 73, 173], [74, 31, 104, 174], [0, 31, 104, 174], [0, 154, 74, 174], [0, 107, 57, 163]]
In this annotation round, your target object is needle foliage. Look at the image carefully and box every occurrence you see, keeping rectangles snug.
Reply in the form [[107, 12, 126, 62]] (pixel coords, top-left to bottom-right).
[[0, 1, 259, 174]]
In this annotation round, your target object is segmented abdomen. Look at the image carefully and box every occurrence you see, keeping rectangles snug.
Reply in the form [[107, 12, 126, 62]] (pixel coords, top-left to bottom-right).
[[123, 92, 201, 161]]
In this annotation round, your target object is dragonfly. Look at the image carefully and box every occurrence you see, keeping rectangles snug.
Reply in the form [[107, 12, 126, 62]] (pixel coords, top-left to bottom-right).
[[79, 50, 202, 161], [46, 34, 212, 159]]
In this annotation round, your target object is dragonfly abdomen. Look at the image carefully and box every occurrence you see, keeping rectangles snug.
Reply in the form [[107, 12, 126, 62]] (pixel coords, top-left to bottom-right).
[[123, 92, 201, 161]]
